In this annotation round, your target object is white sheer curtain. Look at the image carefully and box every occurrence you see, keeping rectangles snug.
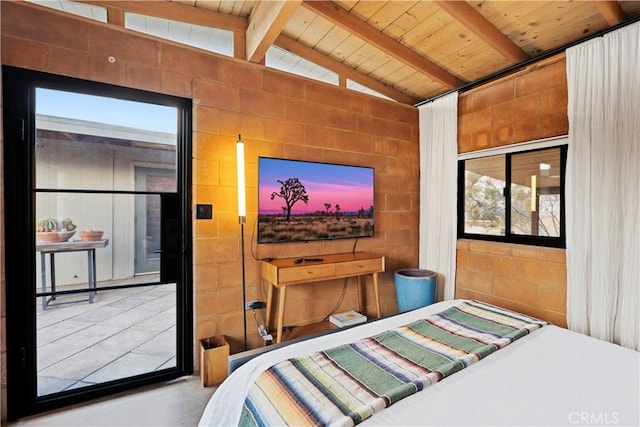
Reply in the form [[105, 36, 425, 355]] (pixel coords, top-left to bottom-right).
[[418, 92, 458, 301], [565, 22, 640, 351]]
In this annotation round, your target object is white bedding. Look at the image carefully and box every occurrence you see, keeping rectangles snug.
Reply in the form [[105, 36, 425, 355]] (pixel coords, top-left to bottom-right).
[[199, 300, 640, 426]]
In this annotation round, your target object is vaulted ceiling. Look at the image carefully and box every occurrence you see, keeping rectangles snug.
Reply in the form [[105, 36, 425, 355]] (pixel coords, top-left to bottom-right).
[[82, 1, 640, 105]]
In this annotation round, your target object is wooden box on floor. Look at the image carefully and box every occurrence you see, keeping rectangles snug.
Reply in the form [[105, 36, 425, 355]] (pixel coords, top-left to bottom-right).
[[200, 335, 229, 387]]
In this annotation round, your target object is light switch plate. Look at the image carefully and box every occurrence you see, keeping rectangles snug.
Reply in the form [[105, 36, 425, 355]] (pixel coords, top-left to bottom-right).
[[196, 204, 212, 219]]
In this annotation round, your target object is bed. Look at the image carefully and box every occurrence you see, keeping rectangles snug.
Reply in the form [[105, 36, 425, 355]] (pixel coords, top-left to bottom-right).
[[199, 300, 639, 426]]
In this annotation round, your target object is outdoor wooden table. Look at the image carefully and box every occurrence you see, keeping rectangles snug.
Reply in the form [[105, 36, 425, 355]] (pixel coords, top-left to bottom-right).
[[36, 239, 109, 309]]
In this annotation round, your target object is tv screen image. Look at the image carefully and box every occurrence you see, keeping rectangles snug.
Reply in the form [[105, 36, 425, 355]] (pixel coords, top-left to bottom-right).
[[257, 157, 375, 244]]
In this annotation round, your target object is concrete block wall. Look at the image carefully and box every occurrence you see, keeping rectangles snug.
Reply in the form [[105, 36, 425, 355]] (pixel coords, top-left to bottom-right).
[[456, 55, 569, 325], [458, 55, 568, 153], [0, 2, 574, 420], [0, 1, 419, 367], [455, 240, 567, 327]]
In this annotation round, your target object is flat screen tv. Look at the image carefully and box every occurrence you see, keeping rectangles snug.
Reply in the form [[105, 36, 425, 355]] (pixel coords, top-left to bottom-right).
[[257, 157, 375, 244]]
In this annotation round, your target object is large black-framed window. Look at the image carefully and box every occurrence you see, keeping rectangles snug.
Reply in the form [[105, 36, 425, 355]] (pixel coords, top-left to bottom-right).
[[3, 66, 193, 420], [458, 144, 567, 248]]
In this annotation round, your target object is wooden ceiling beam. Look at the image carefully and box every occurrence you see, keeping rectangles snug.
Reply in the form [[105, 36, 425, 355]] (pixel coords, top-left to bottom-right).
[[433, 0, 529, 64], [275, 35, 419, 105], [106, 7, 124, 27], [302, 0, 464, 89], [79, 1, 248, 32], [594, 1, 627, 26], [246, 0, 301, 63]]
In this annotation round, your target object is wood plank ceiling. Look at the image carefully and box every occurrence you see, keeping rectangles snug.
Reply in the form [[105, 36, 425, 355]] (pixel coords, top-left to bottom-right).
[[82, 0, 640, 105]]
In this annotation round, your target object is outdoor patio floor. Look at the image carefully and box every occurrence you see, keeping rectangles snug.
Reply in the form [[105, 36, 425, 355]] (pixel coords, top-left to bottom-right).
[[36, 281, 177, 396]]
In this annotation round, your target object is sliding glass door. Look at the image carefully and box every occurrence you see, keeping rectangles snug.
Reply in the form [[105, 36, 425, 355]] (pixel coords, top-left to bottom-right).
[[3, 67, 193, 419]]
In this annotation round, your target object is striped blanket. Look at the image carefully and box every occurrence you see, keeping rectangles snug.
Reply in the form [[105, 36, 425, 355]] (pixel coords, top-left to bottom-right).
[[240, 300, 546, 427]]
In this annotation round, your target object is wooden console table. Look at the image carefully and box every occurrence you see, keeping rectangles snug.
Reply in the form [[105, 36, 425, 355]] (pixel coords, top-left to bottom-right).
[[261, 252, 385, 343]]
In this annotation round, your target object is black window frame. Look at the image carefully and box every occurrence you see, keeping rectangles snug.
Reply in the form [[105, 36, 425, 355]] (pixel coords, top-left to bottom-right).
[[457, 145, 567, 248], [2, 65, 194, 420]]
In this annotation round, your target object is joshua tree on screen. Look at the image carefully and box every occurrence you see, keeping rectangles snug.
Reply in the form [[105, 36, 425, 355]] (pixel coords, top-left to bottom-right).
[[324, 202, 332, 217], [270, 178, 309, 221]]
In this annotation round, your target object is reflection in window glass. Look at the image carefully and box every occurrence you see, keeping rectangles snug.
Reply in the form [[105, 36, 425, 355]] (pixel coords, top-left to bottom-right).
[[510, 148, 562, 237], [463, 155, 505, 236]]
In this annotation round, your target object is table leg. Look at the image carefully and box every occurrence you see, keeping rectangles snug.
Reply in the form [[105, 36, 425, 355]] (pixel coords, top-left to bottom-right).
[[266, 283, 273, 330], [356, 275, 362, 313], [372, 273, 381, 318], [50, 253, 57, 305], [276, 286, 287, 344], [40, 252, 47, 310], [88, 249, 96, 303]]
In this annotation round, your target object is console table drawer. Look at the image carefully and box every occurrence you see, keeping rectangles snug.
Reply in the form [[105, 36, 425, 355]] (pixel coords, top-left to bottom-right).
[[262, 252, 384, 343], [279, 264, 336, 284], [335, 258, 383, 276]]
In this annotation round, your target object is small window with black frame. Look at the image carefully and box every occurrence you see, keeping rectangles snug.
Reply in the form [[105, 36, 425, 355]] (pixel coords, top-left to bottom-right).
[[458, 145, 567, 248]]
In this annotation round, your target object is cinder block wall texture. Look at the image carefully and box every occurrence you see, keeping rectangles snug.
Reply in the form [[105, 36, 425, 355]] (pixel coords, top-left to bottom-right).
[[0, 2, 419, 365], [0, 2, 572, 419], [456, 56, 569, 327]]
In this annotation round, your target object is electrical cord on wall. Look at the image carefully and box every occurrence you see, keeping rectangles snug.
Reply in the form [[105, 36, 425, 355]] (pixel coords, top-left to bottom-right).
[[322, 277, 350, 322], [245, 215, 270, 305], [249, 215, 260, 261], [250, 306, 273, 345], [322, 238, 360, 321]]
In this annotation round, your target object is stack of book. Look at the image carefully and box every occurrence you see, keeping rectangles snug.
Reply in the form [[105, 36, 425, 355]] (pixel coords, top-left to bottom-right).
[[329, 310, 367, 328]]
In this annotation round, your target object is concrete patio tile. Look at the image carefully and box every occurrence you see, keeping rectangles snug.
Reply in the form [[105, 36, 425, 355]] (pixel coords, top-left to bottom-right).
[[138, 295, 176, 314], [157, 357, 177, 370], [101, 306, 159, 328], [37, 283, 178, 395], [39, 347, 125, 381], [104, 296, 150, 310], [141, 285, 175, 297], [83, 353, 173, 384], [136, 310, 176, 331], [133, 328, 176, 359], [37, 376, 77, 396], [37, 320, 94, 346], [54, 324, 124, 348], [36, 302, 96, 328], [69, 305, 128, 323], [37, 341, 85, 370], [64, 380, 98, 391], [127, 288, 172, 302], [91, 327, 163, 354]]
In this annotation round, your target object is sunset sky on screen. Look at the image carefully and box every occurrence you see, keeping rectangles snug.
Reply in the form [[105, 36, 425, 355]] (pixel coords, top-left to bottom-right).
[[258, 158, 374, 215]]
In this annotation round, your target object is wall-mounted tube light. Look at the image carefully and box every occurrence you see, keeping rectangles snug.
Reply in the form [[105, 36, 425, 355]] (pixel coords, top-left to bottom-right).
[[236, 134, 247, 350], [236, 134, 246, 223]]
